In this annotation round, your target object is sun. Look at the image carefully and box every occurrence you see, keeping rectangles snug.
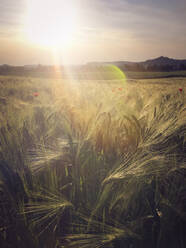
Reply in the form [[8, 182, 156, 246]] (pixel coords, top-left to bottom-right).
[[24, 0, 79, 48]]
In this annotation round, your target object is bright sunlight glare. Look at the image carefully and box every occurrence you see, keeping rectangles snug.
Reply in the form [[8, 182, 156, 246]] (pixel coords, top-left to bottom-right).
[[24, 0, 79, 48]]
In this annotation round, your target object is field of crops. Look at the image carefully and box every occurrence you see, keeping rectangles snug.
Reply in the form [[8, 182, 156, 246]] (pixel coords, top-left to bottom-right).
[[125, 70, 186, 79], [0, 74, 186, 248]]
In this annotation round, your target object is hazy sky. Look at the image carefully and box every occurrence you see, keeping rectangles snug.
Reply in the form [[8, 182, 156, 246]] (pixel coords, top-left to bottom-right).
[[0, 0, 186, 65]]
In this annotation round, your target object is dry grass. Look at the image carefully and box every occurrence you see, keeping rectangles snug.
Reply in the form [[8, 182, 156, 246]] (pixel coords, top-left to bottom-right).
[[0, 75, 186, 248]]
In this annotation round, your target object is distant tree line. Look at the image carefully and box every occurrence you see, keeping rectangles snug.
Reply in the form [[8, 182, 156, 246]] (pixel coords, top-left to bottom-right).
[[118, 63, 186, 72], [1, 62, 186, 79]]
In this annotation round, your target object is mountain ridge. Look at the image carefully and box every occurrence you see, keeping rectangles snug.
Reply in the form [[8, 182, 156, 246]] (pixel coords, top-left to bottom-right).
[[88, 56, 186, 71], [1, 56, 186, 74]]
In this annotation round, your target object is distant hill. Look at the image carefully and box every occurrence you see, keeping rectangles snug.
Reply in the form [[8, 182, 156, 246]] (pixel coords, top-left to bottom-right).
[[88, 56, 186, 72], [1, 57, 186, 79]]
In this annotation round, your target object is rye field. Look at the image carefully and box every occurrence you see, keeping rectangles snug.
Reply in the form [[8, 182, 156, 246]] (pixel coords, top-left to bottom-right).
[[0, 74, 186, 248]]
